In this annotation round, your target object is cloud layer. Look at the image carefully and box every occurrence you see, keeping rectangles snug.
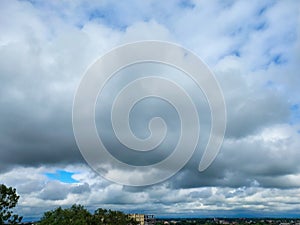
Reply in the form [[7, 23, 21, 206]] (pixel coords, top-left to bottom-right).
[[0, 0, 300, 220]]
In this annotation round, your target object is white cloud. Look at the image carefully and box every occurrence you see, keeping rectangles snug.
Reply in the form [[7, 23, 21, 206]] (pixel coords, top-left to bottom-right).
[[2, 165, 300, 219], [0, 0, 300, 219]]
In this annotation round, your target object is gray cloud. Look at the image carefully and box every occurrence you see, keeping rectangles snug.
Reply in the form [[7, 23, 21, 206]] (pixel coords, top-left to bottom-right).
[[71, 183, 91, 194], [0, 0, 300, 219], [39, 181, 69, 201]]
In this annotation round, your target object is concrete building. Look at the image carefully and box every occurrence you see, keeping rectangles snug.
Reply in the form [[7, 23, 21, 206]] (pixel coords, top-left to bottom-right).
[[129, 214, 145, 225], [128, 214, 156, 225], [145, 214, 156, 225]]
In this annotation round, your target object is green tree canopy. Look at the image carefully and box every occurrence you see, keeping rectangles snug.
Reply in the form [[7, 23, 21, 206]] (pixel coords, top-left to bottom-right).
[[0, 184, 23, 225], [39, 204, 92, 225], [39, 205, 138, 225], [92, 208, 137, 225]]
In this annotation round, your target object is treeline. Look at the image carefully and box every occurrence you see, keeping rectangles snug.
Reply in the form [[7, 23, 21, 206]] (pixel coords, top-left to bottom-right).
[[1, 184, 138, 225], [37, 204, 138, 225]]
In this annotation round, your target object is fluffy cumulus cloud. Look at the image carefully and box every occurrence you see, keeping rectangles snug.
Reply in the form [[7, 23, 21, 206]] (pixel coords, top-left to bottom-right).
[[0, 0, 300, 220]]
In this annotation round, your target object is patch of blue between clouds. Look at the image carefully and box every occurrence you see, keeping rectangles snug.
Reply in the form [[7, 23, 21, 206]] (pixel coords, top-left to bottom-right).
[[254, 22, 267, 31], [290, 104, 300, 124], [264, 80, 274, 88], [272, 54, 287, 65], [231, 50, 240, 57], [217, 49, 241, 62], [88, 8, 127, 31], [257, 6, 268, 16], [256, 1, 277, 17], [45, 170, 78, 183], [258, 53, 287, 71], [178, 0, 195, 9], [89, 9, 107, 21]]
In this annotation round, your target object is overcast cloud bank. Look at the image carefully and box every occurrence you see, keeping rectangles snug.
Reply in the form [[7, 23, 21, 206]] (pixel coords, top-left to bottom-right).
[[0, 0, 300, 219]]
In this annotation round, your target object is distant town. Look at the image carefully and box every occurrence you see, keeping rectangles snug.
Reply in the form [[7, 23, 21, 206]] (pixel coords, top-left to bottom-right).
[[15, 216, 300, 225], [155, 218, 300, 225]]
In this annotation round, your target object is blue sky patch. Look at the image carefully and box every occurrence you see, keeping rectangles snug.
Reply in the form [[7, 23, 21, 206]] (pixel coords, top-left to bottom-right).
[[45, 170, 78, 183], [272, 54, 287, 65], [265, 80, 274, 88], [257, 6, 267, 16], [290, 104, 299, 111], [290, 104, 300, 124], [88, 8, 128, 31], [254, 22, 267, 31], [178, 0, 195, 9]]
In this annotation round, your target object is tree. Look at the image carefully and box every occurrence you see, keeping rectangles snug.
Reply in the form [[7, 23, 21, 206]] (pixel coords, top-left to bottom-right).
[[39, 205, 137, 225], [0, 184, 23, 225], [39, 204, 92, 225], [92, 208, 138, 225]]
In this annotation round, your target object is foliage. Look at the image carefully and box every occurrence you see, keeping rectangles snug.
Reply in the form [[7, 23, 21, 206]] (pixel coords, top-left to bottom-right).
[[38, 204, 138, 225], [92, 208, 138, 225], [39, 204, 92, 225], [0, 184, 23, 225]]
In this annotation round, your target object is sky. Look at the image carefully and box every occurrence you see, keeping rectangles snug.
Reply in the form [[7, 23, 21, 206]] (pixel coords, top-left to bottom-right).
[[1, 0, 300, 221]]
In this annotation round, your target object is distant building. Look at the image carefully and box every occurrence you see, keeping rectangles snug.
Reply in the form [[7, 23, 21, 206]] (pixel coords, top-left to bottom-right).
[[129, 214, 145, 225], [145, 214, 156, 225], [219, 220, 230, 225], [128, 214, 156, 225]]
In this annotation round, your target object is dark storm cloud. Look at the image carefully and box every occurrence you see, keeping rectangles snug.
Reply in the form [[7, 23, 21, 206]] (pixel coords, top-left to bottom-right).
[[167, 123, 300, 189], [0, 1, 93, 170], [0, 86, 84, 171]]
